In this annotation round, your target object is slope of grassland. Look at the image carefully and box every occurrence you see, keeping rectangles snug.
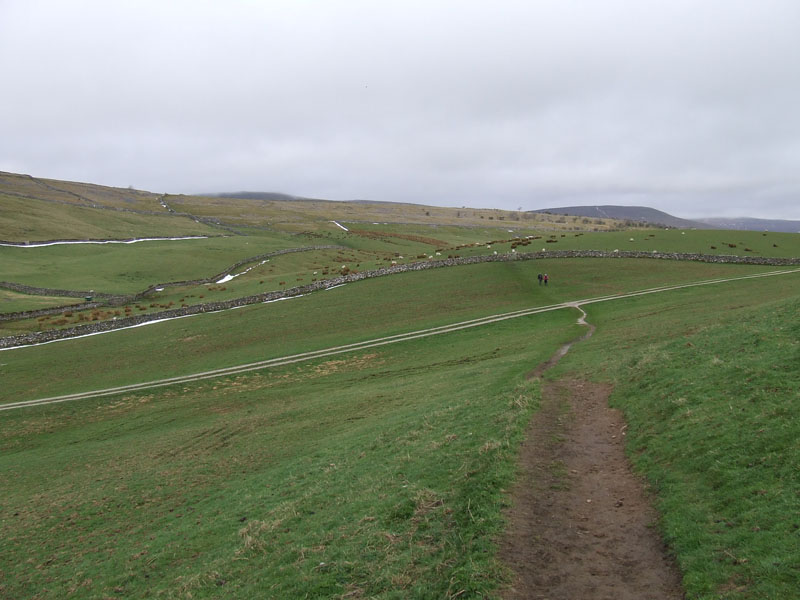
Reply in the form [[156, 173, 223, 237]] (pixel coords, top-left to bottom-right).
[[3, 170, 800, 598], [0, 193, 219, 242], [1, 170, 627, 239], [4, 223, 798, 337], [0, 259, 782, 403], [0, 296, 581, 599], [0, 171, 164, 211], [0, 231, 303, 294], [1, 248, 798, 598], [548, 279, 800, 600], [0, 289, 78, 313], [1, 262, 797, 598], [162, 192, 622, 232]]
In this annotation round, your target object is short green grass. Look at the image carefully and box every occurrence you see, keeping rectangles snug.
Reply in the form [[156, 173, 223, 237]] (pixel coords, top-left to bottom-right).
[[0, 231, 301, 294], [0, 289, 79, 313], [4, 211, 798, 321], [1, 257, 798, 598], [550, 275, 800, 599], [0, 310, 579, 599], [3, 174, 800, 598], [0, 193, 218, 242], [1, 259, 778, 403], [471, 228, 800, 259]]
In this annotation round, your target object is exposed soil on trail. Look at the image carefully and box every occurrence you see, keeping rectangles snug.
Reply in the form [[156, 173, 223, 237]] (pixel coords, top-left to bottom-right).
[[500, 339, 685, 598]]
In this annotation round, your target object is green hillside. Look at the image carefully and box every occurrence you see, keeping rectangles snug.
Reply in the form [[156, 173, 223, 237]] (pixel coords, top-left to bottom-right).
[[1, 171, 799, 599]]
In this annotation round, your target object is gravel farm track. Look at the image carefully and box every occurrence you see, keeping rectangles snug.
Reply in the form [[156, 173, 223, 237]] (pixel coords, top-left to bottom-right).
[[3, 267, 797, 412]]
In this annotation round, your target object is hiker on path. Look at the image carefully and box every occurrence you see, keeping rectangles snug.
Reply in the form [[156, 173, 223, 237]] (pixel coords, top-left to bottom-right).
[[544, 274, 549, 286], [537, 273, 543, 286]]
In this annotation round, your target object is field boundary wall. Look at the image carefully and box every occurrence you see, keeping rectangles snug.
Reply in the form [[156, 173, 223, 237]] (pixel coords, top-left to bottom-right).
[[2, 250, 798, 348]]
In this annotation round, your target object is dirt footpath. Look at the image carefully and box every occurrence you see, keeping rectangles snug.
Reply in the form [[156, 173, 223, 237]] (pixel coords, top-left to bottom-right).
[[499, 378, 685, 599]]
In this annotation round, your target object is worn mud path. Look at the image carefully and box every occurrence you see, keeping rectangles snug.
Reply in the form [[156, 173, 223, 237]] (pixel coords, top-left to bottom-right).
[[500, 308, 684, 599]]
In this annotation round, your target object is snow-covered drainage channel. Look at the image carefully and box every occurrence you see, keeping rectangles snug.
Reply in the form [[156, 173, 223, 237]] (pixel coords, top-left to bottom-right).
[[0, 236, 209, 248], [216, 260, 269, 284]]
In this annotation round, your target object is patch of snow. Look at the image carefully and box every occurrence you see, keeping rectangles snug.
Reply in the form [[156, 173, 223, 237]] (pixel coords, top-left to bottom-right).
[[331, 221, 349, 232], [263, 295, 304, 304], [216, 260, 268, 284], [0, 313, 201, 352], [0, 236, 208, 248]]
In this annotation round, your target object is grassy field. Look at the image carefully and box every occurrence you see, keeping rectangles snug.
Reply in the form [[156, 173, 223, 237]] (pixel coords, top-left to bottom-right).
[[0, 193, 219, 242], [2, 260, 798, 599], [5, 224, 799, 298], [0, 232, 301, 294], [1, 278, 582, 599], [1, 171, 625, 243], [0, 259, 780, 403], [2, 171, 800, 598], [0, 261, 797, 598], [0, 172, 164, 211], [549, 275, 800, 600], [4, 220, 799, 334], [0, 289, 81, 313]]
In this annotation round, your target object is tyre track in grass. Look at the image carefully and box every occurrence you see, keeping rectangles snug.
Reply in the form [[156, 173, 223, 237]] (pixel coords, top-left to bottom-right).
[[2, 267, 798, 411]]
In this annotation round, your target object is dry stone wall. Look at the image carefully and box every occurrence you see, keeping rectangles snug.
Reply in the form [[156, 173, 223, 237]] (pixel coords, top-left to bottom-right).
[[0, 245, 343, 321], [2, 250, 798, 349]]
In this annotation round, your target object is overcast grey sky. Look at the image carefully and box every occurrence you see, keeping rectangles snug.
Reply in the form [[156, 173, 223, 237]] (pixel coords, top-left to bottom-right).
[[2, 1, 799, 219]]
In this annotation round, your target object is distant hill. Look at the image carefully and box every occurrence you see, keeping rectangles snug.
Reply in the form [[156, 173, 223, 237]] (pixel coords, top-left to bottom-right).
[[210, 192, 416, 206], [211, 191, 308, 202], [530, 205, 712, 229], [696, 217, 800, 233], [1, 171, 630, 241]]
